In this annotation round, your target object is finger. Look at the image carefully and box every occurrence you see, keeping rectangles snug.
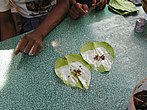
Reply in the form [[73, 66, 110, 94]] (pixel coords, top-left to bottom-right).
[[35, 45, 42, 55], [71, 5, 81, 15], [92, 0, 97, 7], [99, 0, 107, 6], [96, 4, 105, 10], [98, 3, 106, 10], [96, 0, 106, 10], [72, 7, 81, 16], [24, 40, 35, 54], [74, 3, 86, 15], [100, 0, 107, 8], [14, 37, 28, 55], [82, 4, 89, 13], [69, 10, 79, 19], [96, 0, 103, 7], [106, 0, 108, 3], [29, 41, 42, 55]]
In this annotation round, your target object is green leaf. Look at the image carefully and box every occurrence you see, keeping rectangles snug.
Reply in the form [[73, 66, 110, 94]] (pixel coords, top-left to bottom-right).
[[65, 54, 91, 89], [80, 42, 94, 53], [55, 58, 68, 69], [80, 42, 114, 73], [65, 54, 91, 70], [55, 58, 83, 89], [94, 42, 115, 58], [55, 54, 91, 89], [108, 0, 138, 15]]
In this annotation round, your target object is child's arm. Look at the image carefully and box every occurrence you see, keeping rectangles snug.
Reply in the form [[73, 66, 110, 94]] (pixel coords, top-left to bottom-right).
[[14, 0, 69, 55], [142, 0, 147, 13], [0, 10, 16, 41]]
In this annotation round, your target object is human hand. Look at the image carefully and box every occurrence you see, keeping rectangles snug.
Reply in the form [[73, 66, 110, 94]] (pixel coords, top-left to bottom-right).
[[14, 31, 43, 56], [142, 0, 147, 13], [69, 2, 89, 20], [91, 0, 107, 10]]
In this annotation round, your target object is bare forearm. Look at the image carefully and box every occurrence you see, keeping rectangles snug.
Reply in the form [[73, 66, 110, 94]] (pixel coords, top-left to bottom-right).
[[34, 0, 69, 39], [0, 10, 16, 41]]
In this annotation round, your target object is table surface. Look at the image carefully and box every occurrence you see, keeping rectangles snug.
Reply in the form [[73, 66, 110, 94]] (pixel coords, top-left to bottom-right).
[[0, 5, 147, 110]]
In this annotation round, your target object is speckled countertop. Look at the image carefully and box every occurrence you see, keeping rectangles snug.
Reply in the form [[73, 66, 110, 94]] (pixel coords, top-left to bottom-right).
[[0, 6, 147, 110]]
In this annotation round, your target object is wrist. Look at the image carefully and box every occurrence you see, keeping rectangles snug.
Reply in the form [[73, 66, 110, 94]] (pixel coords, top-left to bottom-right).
[[70, 1, 77, 9], [33, 29, 46, 39]]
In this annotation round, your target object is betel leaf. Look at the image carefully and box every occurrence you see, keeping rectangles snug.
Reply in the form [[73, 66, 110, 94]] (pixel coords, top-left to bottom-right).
[[55, 58, 68, 69], [55, 54, 91, 89], [80, 42, 114, 73], [55, 58, 83, 89], [65, 54, 91, 89], [108, 0, 138, 15], [93, 42, 114, 58], [65, 54, 91, 70]]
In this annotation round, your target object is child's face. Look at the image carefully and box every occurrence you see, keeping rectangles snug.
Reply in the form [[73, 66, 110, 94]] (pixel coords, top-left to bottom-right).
[[142, 0, 147, 13]]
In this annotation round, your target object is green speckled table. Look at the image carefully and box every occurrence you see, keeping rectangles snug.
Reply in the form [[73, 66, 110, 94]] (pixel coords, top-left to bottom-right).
[[0, 6, 147, 110]]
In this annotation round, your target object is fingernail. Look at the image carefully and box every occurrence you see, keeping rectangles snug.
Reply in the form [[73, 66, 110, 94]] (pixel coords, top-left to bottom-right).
[[29, 45, 35, 56], [15, 44, 19, 50], [85, 10, 88, 13], [24, 49, 27, 54], [29, 52, 34, 56], [28, 50, 33, 56], [92, 4, 95, 7]]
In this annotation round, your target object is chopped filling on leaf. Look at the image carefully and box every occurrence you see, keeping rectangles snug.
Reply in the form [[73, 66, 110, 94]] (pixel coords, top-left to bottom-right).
[[94, 54, 105, 61], [80, 42, 114, 72], [81, 47, 113, 72], [55, 57, 91, 89], [73, 69, 82, 76]]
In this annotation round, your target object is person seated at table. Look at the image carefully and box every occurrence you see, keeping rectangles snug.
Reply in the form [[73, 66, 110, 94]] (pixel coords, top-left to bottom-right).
[[69, 0, 107, 19], [142, 0, 147, 13], [0, 0, 69, 55]]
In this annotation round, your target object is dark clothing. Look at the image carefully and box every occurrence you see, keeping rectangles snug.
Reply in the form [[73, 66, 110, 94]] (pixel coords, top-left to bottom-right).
[[20, 15, 46, 34]]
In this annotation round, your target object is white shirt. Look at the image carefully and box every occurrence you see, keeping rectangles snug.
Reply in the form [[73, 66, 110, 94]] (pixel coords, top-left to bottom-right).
[[0, 0, 56, 18]]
